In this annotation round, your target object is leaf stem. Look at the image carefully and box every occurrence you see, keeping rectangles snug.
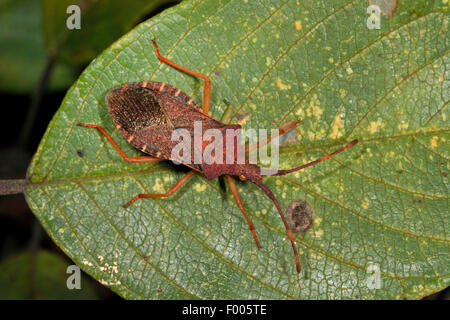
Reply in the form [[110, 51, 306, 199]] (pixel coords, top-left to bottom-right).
[[0, 179, 27, 195]]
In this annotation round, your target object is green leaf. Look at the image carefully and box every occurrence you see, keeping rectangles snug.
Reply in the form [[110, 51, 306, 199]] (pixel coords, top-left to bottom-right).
[[0, 0, 76, 93], [0, 250, 98, 299], [25, 0, 449, 299]]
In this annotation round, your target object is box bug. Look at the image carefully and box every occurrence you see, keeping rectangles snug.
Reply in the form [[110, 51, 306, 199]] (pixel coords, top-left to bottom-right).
[[78, 39, 358, 274]]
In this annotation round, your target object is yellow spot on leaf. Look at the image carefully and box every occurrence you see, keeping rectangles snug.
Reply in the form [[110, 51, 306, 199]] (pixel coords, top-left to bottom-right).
[[314, 217, 322, 226], [430, 136, 439, 148], [295, 20, 302, 31], [306, 94, 323, 119], [309, 127, 326, 141], [329, 115, 344, 139], [398, 121, 409, 130], [153, 178, 165, 193], [194, 183, 207, 192], [362, 199, 369, 210], [295, 107, 305, 117], [82, 259, 93, 267], [276, 78, 291, 90], [339, 88, 346, 98], [368, 118, 384, 134], [314, 229, 324, 237]]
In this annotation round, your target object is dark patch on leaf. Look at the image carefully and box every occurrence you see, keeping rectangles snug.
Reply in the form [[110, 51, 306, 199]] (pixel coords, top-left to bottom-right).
[[286, 200, 313, 233]]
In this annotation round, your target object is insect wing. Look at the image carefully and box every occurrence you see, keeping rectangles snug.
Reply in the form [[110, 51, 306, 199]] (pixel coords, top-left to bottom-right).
[[106, 82, 224, 171]]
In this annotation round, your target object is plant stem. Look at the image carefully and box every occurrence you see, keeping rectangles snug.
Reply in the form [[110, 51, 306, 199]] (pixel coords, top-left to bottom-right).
[[18, 54, 55, 146], [0, 179, 27, 195]]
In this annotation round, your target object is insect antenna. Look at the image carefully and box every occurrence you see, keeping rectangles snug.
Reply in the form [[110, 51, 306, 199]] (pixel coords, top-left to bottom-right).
[[251, 180, 301, 273], [273, 139, 358, 176]]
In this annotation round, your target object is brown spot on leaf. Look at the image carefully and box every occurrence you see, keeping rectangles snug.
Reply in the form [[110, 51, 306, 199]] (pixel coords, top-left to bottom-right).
[[368, 0, 398, 18], [287, 200, 313, 233]]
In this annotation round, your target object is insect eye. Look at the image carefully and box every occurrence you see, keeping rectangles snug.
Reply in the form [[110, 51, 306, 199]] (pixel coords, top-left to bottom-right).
[[239, 175, 247, 181]]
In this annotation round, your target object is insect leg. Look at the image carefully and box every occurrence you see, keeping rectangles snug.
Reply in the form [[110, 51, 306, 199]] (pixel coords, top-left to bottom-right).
[[272, 139, 358, 176], [123, 170, 195, 208], [252, 179, 301, 273], [225, 175, 262, 249], [77, 123, 162, 163], [152, 39, 211, 115], [245, 120, 301, 153]]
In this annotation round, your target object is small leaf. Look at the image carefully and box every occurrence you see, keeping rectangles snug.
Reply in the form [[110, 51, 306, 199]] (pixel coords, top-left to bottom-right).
[[26, 0, 449, 299]]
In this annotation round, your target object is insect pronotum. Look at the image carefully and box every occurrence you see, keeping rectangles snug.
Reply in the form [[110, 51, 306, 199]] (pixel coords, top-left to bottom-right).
[[78, 39, 358, 274]]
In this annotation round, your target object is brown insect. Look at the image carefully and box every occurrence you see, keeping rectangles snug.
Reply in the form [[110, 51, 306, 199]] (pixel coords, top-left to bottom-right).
[[78, 39, 358, 273]]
